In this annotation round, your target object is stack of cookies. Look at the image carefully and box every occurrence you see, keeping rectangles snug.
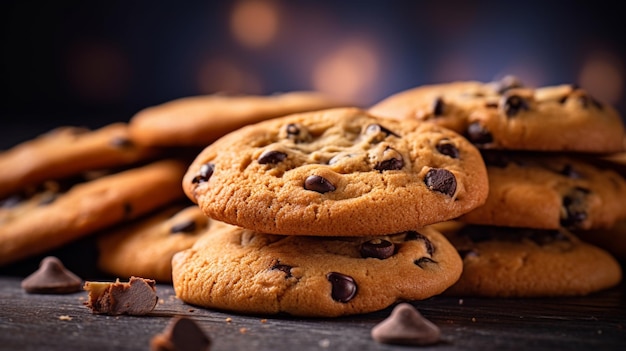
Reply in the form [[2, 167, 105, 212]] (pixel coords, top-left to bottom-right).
[[0, 92, 344, 282], [370, 76, 626, 297], [172, 107, 490, 317]]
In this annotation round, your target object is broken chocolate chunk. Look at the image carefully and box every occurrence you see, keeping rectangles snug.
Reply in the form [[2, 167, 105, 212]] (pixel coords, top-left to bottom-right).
[[435, 140, 459, 159], [270, 262, 293, 278], [83, 276, 158, 315], [326, 272, 357, 303], [360, 239, 395, 259], [466, 122, 493, 145], [192, 163, 215, 184], [424, 168, 457, 196], [374, 147, 404, 171], [371, 303, 440, 345], [21, 256, 82, 294], [501, 94, 530, 117], [150, 316, 211, 351], [304, 175, 336, 193], [170, 220, 197, 234], [257, 150, 288, 164]]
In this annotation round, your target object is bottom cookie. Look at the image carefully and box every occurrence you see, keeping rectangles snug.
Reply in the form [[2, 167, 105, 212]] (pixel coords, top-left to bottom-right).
[[172, 223, 462, 317], [436, 222, 622, 297]]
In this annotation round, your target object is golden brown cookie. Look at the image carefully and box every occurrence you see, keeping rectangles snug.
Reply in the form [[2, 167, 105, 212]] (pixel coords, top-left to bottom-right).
[[0, 159, 187, 266], [438, 223, 622, 297], [459, 153, 626, 231], [97, 204, 211, 282], [172, 223, 462, 317], [575, 219, 626, 261], [183, 107, 488, 236], [129, 91, 348, 147], [0, 123, 159, 199]]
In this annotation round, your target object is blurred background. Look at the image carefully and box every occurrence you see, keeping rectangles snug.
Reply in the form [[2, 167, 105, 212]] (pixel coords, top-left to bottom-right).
[[2, 0, 625, 149]]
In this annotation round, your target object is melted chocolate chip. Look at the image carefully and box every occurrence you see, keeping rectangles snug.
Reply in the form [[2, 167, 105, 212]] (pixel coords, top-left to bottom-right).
[[360, 239, 395, 259], [270, 262, 293, 278], [466, 122, 493, 145], [561, 187, 590, 229], [374, 147, 404, 171], [326, 272, 357, 303], [258, 150, 288, 164], [414, 257, 437, 269], [432, 97, 445, 117], [502, 94, 530, 117], [151, 317, 211, 351], [424, 169, 457, 196], [170, 220, 197, 234], [304, 175, 336, 193], [192, 163, 215, 184], [435, 140, 459, 159]]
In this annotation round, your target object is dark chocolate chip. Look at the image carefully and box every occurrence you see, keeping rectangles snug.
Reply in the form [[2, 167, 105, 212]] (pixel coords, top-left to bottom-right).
[[270, 262, 293, 278], [285, 123, 310, 143], [21, 256, 83, 294], [374, 148, 404, 171], [192, 163, 215, 184], [304, 175, 336, 193], [435, 140, 459, 159], [560, 187, 590, 229], [170, 220, 197, 234], [432, 97, 445, 117], [501, 94, 530, 117], [404, 231, 434, 256], [424, 168, 457, 196], [560, 164, 582, 179], [150, 316, 211, 351], [109, 136, 134, 148], [326, 272, 357, 303], [360, 239, 395, 259], [258, 150, 288, 164], [466, 122, 493, 145], [414, 257, 437, 269]]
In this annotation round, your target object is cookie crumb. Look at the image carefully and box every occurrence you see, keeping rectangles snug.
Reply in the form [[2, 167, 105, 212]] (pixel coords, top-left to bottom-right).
[[318, 339, 331, 348], [239, 328, 247, 334], [225, 318, 232, 323], [458, 299, 464, 305], [83, 276, 158, 315], [150, 316, 211, 351], [21, 256, 82, 294], [58, 315, 72, 321], [260, 319, 267, 324], [371, 303, 440, 345], [471, 317, 477, 322]]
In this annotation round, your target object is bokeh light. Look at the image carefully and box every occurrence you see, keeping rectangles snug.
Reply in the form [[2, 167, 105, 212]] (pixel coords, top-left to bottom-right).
[[230, 0, 280, 49], [578, 51, 624, 105], [197, 57, 263, 95]]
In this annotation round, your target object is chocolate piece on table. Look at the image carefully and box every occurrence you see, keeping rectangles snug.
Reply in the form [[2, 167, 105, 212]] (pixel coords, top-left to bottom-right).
[[83, 276, 158, 315], [371, 303, 440, 345], [21, 256, 83, 294], [150, 316, 211, 351]]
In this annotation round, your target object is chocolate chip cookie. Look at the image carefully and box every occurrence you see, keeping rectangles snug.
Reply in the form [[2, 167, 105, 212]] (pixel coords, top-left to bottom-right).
[[129, 91, 347, 147], [460, 153, 626, 231], [0, 159, 187, 266], [370, 78, 625, 153], [438, 223, 622, 297], [98, 204, 211, 282], [183, 107, 489, 236], [0, 123, 159, 199], [171, 223, 462, 317]]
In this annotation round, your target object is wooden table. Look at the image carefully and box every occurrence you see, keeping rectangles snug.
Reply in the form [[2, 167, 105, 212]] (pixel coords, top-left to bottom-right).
[[1, 275, 625, 351]]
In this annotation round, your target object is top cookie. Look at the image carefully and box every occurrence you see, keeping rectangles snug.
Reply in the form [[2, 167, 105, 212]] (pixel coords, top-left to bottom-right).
[[183, 107, 488, 236], [369, 77, 625, 153], [129, 91, 347, 147]]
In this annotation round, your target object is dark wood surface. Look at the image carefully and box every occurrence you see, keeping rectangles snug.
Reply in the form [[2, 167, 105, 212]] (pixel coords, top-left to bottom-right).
[[1, 275, 625, 351]]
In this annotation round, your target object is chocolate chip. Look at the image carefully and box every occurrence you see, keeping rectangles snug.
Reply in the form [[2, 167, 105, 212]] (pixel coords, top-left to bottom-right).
[[432, 97, 445, 117], [258, 150, 288, 164], [424, 168, 457, 196], [170, 220, 197, 234], [414, 257, 437, 269], [371, 303, 441, 346], [304, 175, 336, 193], [360, 239, 395, 259], [270, 262, 293, 278], [561, 187, 590, 229], [374, 147, 404, 171], [501, 94, 530, 117], [192, 163, 215, 184], [466, 122, 493, 145], [150, 316, 211, 351], [560, 164, 582, 179], [326, 272, 357, 303], [84, 277, 158, 315], [435, 140, 459, 159], [364, 123, 400, 143], [404, 231, 434, 256], [109, 136, 134, 148], [21, 256, 83, 294], [285, 123, 310, 143]]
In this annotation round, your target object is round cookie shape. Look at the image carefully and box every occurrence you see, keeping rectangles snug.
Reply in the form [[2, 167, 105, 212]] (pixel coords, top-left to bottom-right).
[[460, 153, 626, 231], [171, 223, 462, 317], [438, 223, 622, 297], [183, 107, 489, 236], [98, 204, 211, 282], [129, 91, 348, 147]]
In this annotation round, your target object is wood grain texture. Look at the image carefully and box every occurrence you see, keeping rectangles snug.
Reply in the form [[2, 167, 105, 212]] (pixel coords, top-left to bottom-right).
[[1, 276, 625, 351]]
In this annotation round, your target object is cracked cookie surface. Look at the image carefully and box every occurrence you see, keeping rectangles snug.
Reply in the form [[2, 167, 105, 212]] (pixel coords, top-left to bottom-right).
[[183, 107, 488, 236], [171, 222, 462, 317]]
